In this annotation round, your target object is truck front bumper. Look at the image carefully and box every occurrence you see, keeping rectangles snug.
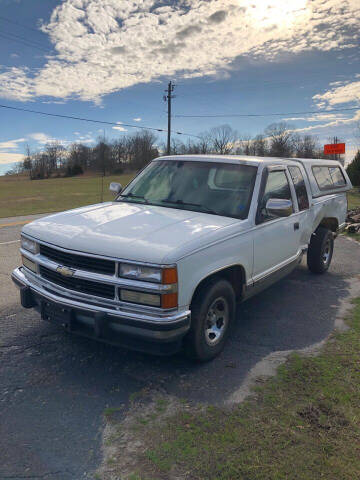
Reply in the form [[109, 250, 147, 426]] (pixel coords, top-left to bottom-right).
[[12, 267, 191, 355]]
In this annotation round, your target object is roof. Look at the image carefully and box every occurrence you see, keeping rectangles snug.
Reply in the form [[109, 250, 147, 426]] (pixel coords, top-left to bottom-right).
[[157, 154, 342, 167]]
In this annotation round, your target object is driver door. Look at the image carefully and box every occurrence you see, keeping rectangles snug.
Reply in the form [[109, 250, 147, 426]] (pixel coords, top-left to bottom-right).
[[253, 167, 301, 281]]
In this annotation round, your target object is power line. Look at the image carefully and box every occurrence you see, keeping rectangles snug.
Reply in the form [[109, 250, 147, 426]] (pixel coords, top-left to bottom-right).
[[0, 14, 45, 35], [0, 103, 201, 139], [174, 106, 360, 118], [0, 32, 50, 54], [1, 30, 50, 51]]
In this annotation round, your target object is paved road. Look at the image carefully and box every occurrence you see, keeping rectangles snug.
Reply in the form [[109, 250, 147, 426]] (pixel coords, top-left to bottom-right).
[[1, 217, 360, 480]]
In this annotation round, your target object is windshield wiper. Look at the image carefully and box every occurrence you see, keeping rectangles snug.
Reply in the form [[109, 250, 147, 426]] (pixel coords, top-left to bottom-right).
[[160, 198, 218, 215], [118, 193, 148, 203]]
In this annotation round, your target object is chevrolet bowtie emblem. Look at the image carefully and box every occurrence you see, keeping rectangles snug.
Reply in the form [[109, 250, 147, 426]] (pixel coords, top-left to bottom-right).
[[56, 265, 75, 277]]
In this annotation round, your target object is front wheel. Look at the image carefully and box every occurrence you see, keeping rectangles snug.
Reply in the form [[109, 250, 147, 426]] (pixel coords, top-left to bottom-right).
[[307, 227, 334, 274], [184, 278, 235, 362]]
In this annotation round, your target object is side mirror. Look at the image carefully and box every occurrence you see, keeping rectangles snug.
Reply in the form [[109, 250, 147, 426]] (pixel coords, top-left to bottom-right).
[[109, 182, 122, 195], [265, 198, 293, 217]]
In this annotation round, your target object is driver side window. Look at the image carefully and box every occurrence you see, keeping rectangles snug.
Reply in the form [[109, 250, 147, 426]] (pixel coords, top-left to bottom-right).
[[259, 171, 292, 223]]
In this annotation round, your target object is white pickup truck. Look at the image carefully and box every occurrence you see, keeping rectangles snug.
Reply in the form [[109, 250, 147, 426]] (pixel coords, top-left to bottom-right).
[[12, 155, 352, 361]]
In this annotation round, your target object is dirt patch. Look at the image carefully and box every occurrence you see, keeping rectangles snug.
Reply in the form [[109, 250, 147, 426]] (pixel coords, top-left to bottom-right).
[[298, 402, 349, 431], [96, 391, 189, 480]]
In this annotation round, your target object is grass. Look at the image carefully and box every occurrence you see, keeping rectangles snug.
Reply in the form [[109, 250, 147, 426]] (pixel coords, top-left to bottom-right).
[[345, 189, 360, 241], [123, 299, 360, 480], [0, 172, 135, 218], [104, 407, 124, 420], [347, 188, 360, 210], [345, 232, 360, 242]]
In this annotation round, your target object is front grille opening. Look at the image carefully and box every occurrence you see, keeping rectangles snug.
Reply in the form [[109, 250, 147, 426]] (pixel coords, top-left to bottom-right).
[[40, 266, 115, 299], [39, 244, 115, 275]]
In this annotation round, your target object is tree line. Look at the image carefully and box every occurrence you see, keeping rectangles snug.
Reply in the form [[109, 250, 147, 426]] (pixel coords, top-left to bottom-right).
[[8, 130, 159, 179], [6, 122, 358, 183]]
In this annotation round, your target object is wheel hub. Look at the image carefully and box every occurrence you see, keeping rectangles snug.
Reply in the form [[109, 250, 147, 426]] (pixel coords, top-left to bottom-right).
[[205, 297, 229, 346], [322, 239, 331, 264]]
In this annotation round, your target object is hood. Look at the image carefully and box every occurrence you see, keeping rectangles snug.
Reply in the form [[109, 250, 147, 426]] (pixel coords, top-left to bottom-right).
[[22, 202, 239, 264]]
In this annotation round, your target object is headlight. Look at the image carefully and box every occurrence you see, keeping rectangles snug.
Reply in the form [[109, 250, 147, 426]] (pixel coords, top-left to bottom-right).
[[21, 236, 38, 254], [119, 263, 162, 283], [119, 264, 178, 308]]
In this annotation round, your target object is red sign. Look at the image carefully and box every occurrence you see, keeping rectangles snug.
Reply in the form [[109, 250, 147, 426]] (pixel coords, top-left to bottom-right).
[[324, 143, 345, 155]]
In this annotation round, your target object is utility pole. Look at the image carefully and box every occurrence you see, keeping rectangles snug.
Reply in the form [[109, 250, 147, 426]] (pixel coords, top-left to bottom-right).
[[333, 135, 338, 161], [100, 129, 106, 203], [164, 81, 175, 155]]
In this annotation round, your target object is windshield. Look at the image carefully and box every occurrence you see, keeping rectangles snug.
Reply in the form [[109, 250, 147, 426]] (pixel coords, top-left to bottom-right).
[[117, 160, 257, 220]]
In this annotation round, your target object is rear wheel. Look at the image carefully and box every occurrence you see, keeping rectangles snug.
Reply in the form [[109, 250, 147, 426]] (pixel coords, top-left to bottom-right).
[[307, 227, 334, 274], [184, 278, 235, 362]]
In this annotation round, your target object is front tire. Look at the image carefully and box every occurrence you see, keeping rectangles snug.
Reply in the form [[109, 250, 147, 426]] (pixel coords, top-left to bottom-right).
[[184, 278, 235, 362], [307, 227, 334, 274]]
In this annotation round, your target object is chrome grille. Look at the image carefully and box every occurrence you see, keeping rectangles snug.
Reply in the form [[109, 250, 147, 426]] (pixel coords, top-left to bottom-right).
[[39, 244, 115, 275], [39, 265, 115, 299]]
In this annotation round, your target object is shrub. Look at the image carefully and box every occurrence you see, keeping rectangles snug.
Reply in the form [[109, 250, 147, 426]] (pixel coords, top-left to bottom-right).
[[346, 151, 360, 186]]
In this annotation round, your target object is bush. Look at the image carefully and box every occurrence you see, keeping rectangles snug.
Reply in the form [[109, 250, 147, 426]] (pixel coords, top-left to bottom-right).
[[65, 164, 84, 177], [346, 151, 360, 186]]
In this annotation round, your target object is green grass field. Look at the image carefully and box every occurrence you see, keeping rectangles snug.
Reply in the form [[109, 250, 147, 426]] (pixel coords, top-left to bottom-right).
[[0, 173, 135, 218]]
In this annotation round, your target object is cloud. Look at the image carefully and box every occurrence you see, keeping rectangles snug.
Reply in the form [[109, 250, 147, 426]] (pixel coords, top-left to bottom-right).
[[176, 25, 202, 39], [0, 67, 34, 101], [313, 79, 360, 108], [28, 132, 75, 145], [282, 113, 350, 122], [0, 152, 24, 165], [133, 117, 142, 122], [0, 138, 26, 150], [75, 134, 95, 143], [28, 132, 56, 144], [110, 46, 127, 54], [284, 78, 360, 138], [208, 10, 227, 24], [112, 126, 127, 131], [0, 0, 359, 103], [291, 109, 360, 133]]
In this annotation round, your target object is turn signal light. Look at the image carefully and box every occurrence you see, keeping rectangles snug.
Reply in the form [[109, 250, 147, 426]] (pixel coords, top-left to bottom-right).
[[161, 292, 178, 309], [162, 267, 178, 285]]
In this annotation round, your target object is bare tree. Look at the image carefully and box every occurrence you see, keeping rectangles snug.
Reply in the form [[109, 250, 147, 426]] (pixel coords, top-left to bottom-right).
[[292, 134, 319, 158], [265, 122, 294, 157], [22, 144, 33, 175], [129, 130, 158, 169], [197, 132, 212, 154], [210, 124, 237, 154], [236, 135, 255, 156], [253, 134, 268, 156], [45, 141, 66, 172]]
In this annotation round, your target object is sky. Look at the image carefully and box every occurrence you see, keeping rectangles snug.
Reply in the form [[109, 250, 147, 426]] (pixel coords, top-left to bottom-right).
[[0, 0, 359, 175]]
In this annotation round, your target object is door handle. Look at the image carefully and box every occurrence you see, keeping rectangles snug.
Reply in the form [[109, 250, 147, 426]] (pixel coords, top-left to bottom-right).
[[294, 222, 300, 231]]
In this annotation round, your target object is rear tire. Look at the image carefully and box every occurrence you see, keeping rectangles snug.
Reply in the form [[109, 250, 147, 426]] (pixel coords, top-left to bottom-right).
[[184, 278, 235, 362], [307, 227, 334, 274]]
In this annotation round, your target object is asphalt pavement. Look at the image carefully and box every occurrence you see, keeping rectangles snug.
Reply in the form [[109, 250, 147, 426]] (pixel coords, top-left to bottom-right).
[[1, 217, 360, 480]]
